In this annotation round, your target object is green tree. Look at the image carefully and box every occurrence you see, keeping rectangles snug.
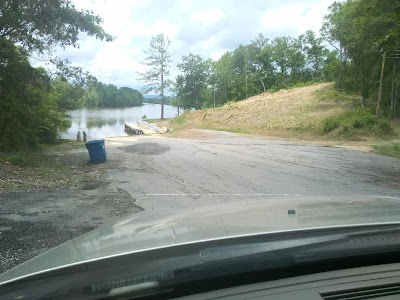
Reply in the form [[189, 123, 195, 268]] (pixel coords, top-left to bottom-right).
[[0, 0, 113, 54], [0, 0, 113, 150], [300, 30, 329, 81], [271, 36, 306, 86], [250, 34, 276, 92], [213, 52, 234, 105], [322, 0, 399, 110], [117, 87, 143, 107], [321, 1, 351, 90], [138, 33, 172, 119], [0, 43, 64, 149], [176, 54, 211, 109]]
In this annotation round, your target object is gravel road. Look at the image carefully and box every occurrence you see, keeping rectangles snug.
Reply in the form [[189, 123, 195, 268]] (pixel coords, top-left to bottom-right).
[[1, 130, 399, 273]]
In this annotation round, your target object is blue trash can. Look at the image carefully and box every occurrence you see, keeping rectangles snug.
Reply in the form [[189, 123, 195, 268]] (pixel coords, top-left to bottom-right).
[[85, 140, 107, 164]]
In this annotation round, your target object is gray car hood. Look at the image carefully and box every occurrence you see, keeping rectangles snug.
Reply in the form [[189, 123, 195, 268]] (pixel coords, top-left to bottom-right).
[[1, 195, 400, 283]]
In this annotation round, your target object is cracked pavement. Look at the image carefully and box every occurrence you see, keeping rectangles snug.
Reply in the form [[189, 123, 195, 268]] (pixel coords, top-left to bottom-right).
[[1, 130, 400, 273]]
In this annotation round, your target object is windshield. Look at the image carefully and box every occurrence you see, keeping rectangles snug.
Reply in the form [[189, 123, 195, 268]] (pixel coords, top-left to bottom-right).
[[0, 0, 399, 296]]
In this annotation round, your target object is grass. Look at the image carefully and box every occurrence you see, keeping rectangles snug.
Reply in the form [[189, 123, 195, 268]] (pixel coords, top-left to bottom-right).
[[0, 139, 104, 191], [268, 81, 318, 93], [316, 87, 358, 102], [373, 141, 400, 158], [0, 151, 43, 167], [199, 123, 250, 134], [169, 114, 187, 125], [0, 140, 84, 170], [322, 109, 394, 139], [145, 118, 172, 123]]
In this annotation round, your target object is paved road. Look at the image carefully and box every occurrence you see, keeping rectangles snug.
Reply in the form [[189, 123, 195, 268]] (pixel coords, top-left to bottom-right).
[[104, 130, 400, 211], [1, 130, 399, 273]]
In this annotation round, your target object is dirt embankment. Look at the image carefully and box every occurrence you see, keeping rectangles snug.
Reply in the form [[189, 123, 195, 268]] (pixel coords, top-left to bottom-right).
[[197, 83, 341, 130], [160, 83, 399, 154]]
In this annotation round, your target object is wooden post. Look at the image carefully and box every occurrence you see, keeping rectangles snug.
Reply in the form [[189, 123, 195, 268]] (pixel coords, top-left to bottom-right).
[[376, 51, 386, 116]]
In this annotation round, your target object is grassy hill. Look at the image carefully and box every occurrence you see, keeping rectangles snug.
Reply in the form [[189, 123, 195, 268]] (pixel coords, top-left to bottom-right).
[[157, 82, 400, 157]]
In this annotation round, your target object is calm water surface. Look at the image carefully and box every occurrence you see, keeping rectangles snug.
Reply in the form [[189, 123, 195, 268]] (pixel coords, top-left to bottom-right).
[[62, 104, 178, 140]]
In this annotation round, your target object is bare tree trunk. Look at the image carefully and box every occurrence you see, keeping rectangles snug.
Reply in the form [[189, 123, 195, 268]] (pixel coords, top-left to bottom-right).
[[395, 79, 398, 116], [376, 51, 386, 116], [337, 45, 347, 90], [259, 78, 266, 92], [245, 73, 248, 99], [395, 60, 399, 116], [361, 72, 366, 107], [391, 61, 396, 115], [213, 85, 216, 108], [161, 64, 164, 120]]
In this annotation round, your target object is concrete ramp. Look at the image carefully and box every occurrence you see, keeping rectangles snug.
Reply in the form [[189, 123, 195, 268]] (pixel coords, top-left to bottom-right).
[[124, 123, 157, 135]]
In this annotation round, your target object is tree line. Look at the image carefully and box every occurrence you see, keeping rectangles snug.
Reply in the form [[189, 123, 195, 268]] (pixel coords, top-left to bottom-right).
[[139, 31, 336, 114], [82, 82, 143, 107], [173, 30, 337, 110], [140, 1, 399, 118]]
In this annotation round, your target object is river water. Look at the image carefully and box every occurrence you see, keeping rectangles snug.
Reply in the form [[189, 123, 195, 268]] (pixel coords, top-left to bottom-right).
[[62, 103, 178, 140]]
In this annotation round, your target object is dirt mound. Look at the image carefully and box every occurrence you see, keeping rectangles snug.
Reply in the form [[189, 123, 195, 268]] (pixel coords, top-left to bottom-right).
[[191, 83, 346, 131]]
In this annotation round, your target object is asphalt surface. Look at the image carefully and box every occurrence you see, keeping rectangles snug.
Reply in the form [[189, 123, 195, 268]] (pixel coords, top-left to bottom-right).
[[1, 130, 400, 273], [105, 130, 400, 211]]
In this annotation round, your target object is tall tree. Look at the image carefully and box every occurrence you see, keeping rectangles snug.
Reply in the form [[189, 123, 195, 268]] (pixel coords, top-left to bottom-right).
[[322, 0, 399, 109], [300, 30, 329, 81], [321, 1, 350, 89], [138, 33, 172, 119], [0, 0, 113, 150], [176, 54, 211, 109], [271, 36, 306, 86]]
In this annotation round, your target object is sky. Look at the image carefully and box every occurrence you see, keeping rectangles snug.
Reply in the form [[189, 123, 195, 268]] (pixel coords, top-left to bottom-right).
[[51, 0, 335, 90]]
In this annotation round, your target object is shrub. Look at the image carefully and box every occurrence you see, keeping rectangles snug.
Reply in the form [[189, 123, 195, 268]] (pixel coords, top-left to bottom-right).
[[373, 120, 393, 135], [350, 112, 377, 129], [269, 86, 279, 93], [170, 114, 186, 125], [323, 116, 342, 133]]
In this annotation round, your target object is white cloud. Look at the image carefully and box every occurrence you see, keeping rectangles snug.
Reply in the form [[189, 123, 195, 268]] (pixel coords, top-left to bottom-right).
[[50, 0, 336, 88], [191, 8, 225, 26], [262, 0, 332, 37]]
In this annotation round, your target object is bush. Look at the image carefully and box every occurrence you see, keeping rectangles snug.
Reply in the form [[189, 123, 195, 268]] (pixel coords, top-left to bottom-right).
[[170, 114, 186, 125], [374, 120, 393, 135], [323, 116, 342, 133], [269, 86, 279, 93], [322, 108, 394, 137], [349, 112, 377, 129]]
